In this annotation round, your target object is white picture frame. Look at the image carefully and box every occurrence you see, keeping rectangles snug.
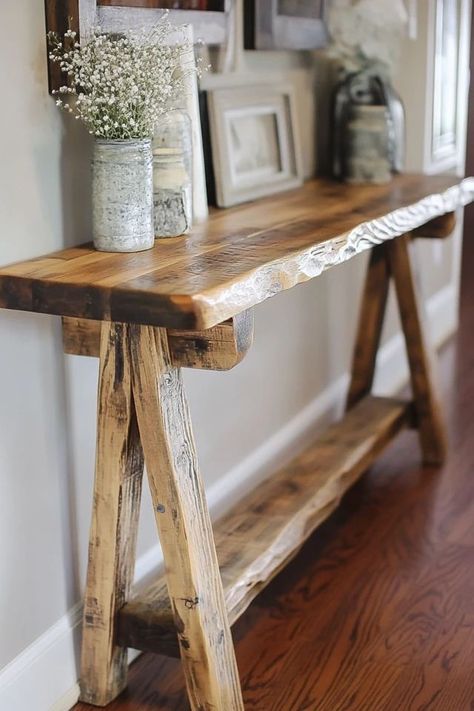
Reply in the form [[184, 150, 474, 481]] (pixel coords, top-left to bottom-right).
[[207, 85, 303, 208]]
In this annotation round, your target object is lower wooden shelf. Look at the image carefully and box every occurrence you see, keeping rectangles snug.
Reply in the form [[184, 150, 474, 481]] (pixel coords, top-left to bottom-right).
[[118, 395, 412, 658]]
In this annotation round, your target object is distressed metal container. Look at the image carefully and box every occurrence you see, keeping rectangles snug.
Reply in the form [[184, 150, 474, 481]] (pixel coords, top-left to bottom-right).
[[92, 139, 154, 252], [153, 110, 193, 238], [332, 70, 405, 181], [344, 105, 392, 185]]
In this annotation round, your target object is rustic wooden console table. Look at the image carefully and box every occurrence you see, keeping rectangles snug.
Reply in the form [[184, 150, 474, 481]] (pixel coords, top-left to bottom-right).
[[1, 174, 472, 710]]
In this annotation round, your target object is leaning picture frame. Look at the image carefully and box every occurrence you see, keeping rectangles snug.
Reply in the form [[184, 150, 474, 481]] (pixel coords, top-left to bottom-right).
[[94, 1, 230, 44], [207, 85, 303, 208], [45, 0, 231, 92]]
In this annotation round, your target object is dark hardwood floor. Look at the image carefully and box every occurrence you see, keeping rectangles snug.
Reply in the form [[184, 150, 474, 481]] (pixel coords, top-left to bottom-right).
[[75, 233, 474, 711]]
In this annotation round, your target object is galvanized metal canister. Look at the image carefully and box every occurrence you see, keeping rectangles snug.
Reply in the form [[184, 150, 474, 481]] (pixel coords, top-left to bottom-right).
[[344, 105, 392, 184], [92, 139, 154, 252]]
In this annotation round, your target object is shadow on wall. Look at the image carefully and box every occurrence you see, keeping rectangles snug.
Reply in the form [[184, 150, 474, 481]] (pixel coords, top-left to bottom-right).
[[49, 102, 94, 617], [60, 114, 93, 248], [0, 311, 81, 666], [57, 113, 93, 635], [313, 52, 339, 177]]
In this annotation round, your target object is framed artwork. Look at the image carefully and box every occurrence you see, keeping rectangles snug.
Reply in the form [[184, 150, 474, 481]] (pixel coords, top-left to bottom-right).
[[431, 0, 459, 164], [207, 85, 303, 207], [95, 0, 230, 42], [45, 0, 231, 91], [244, 0, 329, 51]]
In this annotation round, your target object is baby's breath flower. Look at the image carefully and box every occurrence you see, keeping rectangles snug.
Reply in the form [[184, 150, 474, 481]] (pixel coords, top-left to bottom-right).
[[48, 19, 198, 140]]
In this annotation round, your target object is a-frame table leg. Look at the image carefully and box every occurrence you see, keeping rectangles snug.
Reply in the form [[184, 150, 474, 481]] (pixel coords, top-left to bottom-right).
[[387, 235, 447, 464], [347, 235, 447, 464], [346, 244, 391, 409], [80, 322, 144, 705], [130, 324, 244, 711], [348, 234, 447, 465]]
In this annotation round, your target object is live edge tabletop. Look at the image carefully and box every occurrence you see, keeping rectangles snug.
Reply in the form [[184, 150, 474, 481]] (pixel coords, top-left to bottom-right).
[[0, 173, 472, 329], [2, 174, 474, 711]]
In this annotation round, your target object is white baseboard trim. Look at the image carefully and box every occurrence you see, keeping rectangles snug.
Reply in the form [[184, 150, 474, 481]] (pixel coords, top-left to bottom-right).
[[0, 283, 457, 711], [0, 604, 82, 711]]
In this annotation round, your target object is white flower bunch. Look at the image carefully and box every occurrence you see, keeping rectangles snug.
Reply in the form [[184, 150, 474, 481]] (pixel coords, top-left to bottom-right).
[[48, 18, 195, 140], [328, 0, 409, 76]]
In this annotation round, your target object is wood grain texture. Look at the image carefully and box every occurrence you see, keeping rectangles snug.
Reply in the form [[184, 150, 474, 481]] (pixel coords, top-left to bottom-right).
[[118, 396, 410, 658], [346, 244, 391, 409], [167, 309, 253, 370], [73, 240, 474, 711], [130, 325, 243, 710], [62, 317, 101, 358], [80, 322, 144, 705], [387, 235, 447, 465], [0, 175, 472, 329], [44, 0, 80, 92], [62, 311, 253, 370]]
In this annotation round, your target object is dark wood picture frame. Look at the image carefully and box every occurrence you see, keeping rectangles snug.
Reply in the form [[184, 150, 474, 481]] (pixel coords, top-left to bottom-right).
[[244, 0, 329, 51], [45, 0, 230, 92]]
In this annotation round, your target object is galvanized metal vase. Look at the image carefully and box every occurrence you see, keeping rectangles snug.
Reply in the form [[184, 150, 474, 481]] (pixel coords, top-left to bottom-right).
[[92, 138, 154, 252]]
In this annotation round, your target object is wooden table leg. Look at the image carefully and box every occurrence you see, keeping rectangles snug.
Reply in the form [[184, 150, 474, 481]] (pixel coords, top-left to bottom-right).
[[387, 235, 447, 465], [130, 325, 244, 711], [80, 322, 144, 705], [347, 244, 391, 409]]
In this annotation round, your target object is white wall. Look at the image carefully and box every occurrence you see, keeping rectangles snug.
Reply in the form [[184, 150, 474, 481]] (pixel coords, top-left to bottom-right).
[[0, 1, 470, 710]]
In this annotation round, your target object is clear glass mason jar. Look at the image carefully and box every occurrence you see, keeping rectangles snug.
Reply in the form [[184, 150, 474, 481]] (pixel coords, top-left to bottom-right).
[[92, 138, 154, 252], [153, 110, 193, 238]]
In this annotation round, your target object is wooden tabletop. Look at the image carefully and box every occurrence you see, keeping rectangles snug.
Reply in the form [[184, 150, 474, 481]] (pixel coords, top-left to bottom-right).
[[1, 174, 472, 329]]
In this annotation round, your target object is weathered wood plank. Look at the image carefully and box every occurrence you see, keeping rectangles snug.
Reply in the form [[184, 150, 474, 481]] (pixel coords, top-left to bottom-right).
[[80, 322, 144, 705], [130, 325, 243, 710], [0, 175, 471, 329], [346, 245, 391, 409], [62, 317, 101, 358], [387, 236, 447, 464], [118, 395, 411, 658], [62, 310, 253, 369]]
